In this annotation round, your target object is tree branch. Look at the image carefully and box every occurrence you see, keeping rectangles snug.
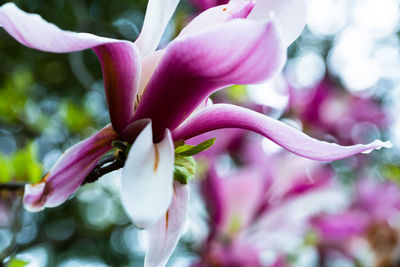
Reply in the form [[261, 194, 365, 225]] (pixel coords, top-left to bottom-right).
[[0, 152, 125, 191], [0, 182, 27, 191]]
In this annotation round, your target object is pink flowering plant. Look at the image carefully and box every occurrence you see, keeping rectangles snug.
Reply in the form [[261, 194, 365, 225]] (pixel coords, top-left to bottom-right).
[[0, 0, 393, 265]]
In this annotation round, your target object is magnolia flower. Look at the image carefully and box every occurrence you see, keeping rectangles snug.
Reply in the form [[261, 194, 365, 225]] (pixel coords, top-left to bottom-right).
[[289, 78, 389, 146], [311, 179, 400, 266], [196, 151, 345, 266], [0, 0, 391, 266]]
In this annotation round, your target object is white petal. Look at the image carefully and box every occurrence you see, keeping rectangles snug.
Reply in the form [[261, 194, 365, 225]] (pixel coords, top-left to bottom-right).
[[145, 182, 190, 267], [248, 0, 307, 47], [135, 0, 180, 57], [121, 123, 175, 229]]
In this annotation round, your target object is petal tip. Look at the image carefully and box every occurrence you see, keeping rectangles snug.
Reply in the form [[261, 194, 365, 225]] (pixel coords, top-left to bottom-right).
[[361, 140, 393, 154], [23, 182, 47, 212]]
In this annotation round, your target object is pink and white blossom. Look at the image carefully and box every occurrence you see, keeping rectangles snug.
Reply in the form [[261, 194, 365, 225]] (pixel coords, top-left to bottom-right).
[[0, 0, 392, 265]]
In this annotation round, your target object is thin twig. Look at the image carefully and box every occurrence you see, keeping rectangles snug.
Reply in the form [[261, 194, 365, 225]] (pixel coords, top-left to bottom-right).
[[0, 153, 125, 191], [0, 182, 27, 191]]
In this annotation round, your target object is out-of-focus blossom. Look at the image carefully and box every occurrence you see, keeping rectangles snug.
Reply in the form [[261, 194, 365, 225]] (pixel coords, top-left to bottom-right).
[[0, 0, 392, 265], [195, 151, 344, 266], [311, 179, 400, 267], [289, 78, 389, 146]]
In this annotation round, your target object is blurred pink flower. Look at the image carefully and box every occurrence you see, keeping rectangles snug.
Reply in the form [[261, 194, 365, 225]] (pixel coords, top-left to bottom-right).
[[311, 179, 400, 266], [289, 78, 389, 146], [196, 147, 342, 266]]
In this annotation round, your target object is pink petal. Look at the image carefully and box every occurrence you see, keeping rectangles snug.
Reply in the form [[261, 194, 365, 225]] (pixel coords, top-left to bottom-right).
[[179, 1, 255, 37], [311, 211, 370, 244], [190, 0, 229, 11], [209, 168, 266, 236], [244, 182, 348, 253], [23, 125, 118, 212], [248, 0, 307, 46], [121, 123, 175, 228], [172, 104, 392, 161], [355, 179, 400, 221], [134, 19, 285, 141], [0, 3, 141, 134], [135, 0, 180, 57], [145, 182, 189, 267], [94, 44, 141, 134]]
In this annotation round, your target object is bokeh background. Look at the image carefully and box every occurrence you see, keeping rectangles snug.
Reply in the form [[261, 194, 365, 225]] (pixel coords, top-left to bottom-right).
[[1, 0, 400, 266]]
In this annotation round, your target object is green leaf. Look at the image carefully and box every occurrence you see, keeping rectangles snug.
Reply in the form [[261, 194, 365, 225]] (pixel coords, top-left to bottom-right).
[[61, 101, 94, 135], [11, 143, 42, 183], [226, 85, 248, 102], [381, 164, 400, 186], [0, 69, 33, 123], [6, 258, 29, 267], [0, 154, 11, 183], [111, 140, 128, 151], [175, 138, 216, 157], [173, 154, 196, 184]]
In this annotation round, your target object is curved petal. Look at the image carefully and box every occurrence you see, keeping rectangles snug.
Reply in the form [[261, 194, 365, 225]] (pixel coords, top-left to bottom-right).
[[0, 3, 141, 134], [208, 168, 266, 236], [23, 125, 118, 212], [135, 0, 180, 57], [121, 123, 175, 229], [248, 0, 307, 46], [145, 182, 190, 267], [179, 0, 255, 37], [172, 104, 392, 161], [93, 44, 141, 134], [245, 183, 348, 253], [134, 19, 285, 141]]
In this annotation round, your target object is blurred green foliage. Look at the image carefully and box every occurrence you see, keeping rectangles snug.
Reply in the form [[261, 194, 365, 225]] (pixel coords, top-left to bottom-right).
[[0, 69, 34, 124], [0, 1, 169, 266], [381, 164, 400, 186], [0, 143, 42, 183], [61, 101, 95, 135], [6, 258, 29, 267]]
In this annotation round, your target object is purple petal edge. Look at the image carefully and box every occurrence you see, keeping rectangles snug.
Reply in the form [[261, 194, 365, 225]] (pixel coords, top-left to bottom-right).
[[172, 104, 392, 161], [23, 125, 118, 212], [133, 19, 285, 141]]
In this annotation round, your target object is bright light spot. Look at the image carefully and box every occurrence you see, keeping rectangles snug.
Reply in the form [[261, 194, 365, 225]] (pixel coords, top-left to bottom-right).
[[353, 0, 399, 37], [287, 51, 326, 88], [328, 26, 374, 76], [341, 59, 380, 92], [136, 229, 148, 252], [373, 44, 400, 79], [122, 226, 146, 255], [261, 138, 283, 155], [391, 119, 400, 147], [307, 0, 349, 35], [99, 169, 122, 193], [59, 257, 108, 267], [319, 98, 348, 125], [294, 247, 319, 267], [247, 75, 289, 111]]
